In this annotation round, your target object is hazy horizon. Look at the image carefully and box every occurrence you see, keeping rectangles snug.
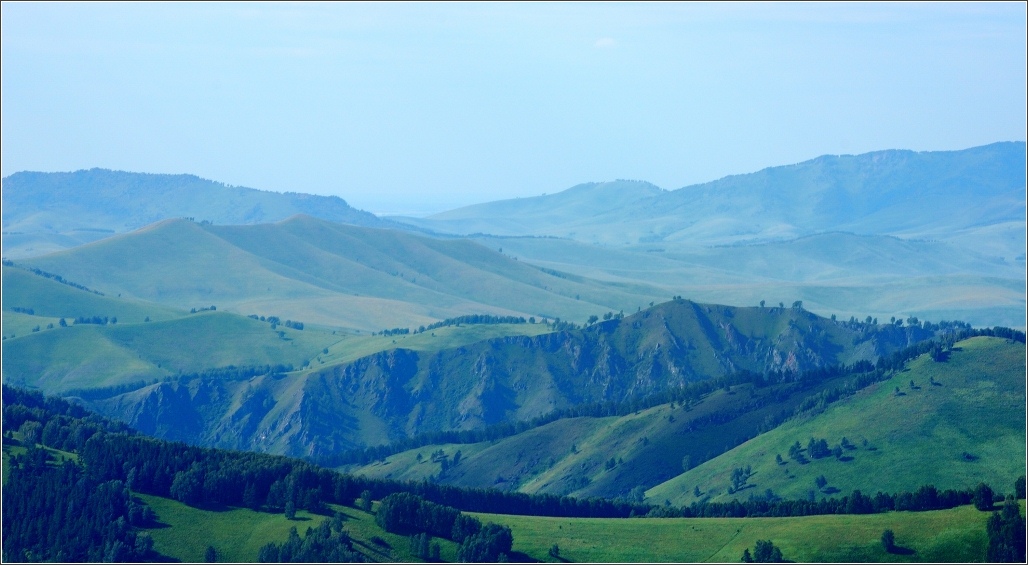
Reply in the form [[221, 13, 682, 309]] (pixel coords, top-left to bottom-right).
[[3, 3, 1025, 215]]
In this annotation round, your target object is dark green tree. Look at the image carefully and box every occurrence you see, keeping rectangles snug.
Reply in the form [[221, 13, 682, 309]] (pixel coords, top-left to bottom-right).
[[881, 529, 895, 553], [751, 540, 784, 562], [973, 482, 995, 511], [204, 545, 217, 562], [986, 496, 1026, 562]]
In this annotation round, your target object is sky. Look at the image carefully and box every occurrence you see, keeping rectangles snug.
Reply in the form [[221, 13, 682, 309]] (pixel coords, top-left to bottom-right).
[[2, 3, 1025, 216]]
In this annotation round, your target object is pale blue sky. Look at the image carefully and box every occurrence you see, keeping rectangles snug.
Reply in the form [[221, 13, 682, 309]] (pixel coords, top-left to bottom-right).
[[2, 2, 1025, 215]]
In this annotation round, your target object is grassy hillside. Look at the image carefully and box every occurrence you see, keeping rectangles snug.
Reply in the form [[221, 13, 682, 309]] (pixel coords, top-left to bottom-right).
[[138, 496, 461, 563], [2, 266, 183, 324], [403, 142, 1026, 252], [81, 300, 942, 461], [471, 233, 1026, 330], [346, 377, 860, 500], [347, 333, 1024, 502], [399, 143, 1026, 329], [647, 336, 1026, 506], [2, 311, 335, 393], [313, 322, 553, 368], [18, 216, 666, 331], [5, 386, 1020, 564], [133, 494, 1010, 563], [475, 503, 1007, 563], [0, 168, 399, 259]]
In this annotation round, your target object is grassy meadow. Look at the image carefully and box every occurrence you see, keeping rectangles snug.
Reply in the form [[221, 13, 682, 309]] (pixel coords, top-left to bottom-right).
[[648, 336, 1026, 505], [137, 496, 461, 563], [474, 503, 1011, 563]]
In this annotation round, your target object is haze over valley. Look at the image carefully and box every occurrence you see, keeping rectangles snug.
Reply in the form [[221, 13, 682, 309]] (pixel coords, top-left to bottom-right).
[[2, 3, 1025, 563]]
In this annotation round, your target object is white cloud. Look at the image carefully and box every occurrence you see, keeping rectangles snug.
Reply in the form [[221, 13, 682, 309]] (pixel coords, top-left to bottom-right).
[[594, 37, 616, 48]]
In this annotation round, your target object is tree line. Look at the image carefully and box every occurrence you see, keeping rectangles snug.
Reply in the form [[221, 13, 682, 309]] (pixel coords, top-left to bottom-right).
[[414, 314, 530, 334], [61, 364, 294, 402], [247, 314, 305, 330], [256, 519, 364, 563], [375, 492, 514, 562], [2, 260, 105, 295], [3, 384, 1024, 562], [2, 445, 157, 562]]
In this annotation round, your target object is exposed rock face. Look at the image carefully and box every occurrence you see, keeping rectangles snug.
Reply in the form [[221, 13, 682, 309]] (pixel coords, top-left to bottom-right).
[[85, 300, 933, 459]]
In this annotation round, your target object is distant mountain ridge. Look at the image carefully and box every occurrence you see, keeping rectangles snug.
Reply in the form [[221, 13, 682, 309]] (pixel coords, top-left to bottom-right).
[[396, 142, 1026, 251], [0, 168, 405, 258]]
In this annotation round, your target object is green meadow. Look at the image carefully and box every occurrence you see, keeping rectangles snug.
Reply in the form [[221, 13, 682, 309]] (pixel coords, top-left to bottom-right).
[[311, 321, 554, 369], [648, 336, 1026, 505], [473, 503, 1008, 563], [137, 496, 460, 563]]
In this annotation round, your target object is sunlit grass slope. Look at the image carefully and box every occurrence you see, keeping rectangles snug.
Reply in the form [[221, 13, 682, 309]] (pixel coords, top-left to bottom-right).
[[648, 336, 1026, 505], [474, 503, 1006, 563], [2, 267, 184, 324], [311, 322, 554, 369], [20, 216, 667, 332], [2, 311, 336, 393], [138, 496, 459, 563], [346, 372, 864, 500]]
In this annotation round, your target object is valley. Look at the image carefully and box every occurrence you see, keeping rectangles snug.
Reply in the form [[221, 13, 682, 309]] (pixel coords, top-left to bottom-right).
[[1, 142, 1025, 563]]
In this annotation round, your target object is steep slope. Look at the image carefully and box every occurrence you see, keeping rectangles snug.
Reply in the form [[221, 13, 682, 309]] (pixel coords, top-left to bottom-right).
[[84, 300, 938, 459], [0, 168, 403, 258], [17, 216, 666, 331], [646, 335, 1026, 505], [346, 334, 1023, 504]]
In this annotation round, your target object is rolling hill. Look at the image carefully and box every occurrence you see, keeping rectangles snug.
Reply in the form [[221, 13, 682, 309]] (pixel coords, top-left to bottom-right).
[[342, 334, 1024, 504], [392, 142, 1026, 329], [0, 168, 404, 258], [646, 335, 1027, 506], [398, 142, 1026, 254], [80, 300, 940, 461], [12, 215, 667, 332], [5, 389, 1014, 564], [467, 231, 1026, 328]]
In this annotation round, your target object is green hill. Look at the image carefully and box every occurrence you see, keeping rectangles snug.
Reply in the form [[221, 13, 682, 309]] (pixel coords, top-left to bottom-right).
[[401, 142, 1026, 253], [475, 504, 1007, 563], [2, 266, 183, 325], [2, 311, 335, 393], [128, 493, 1011, 563], [80, 300, 935, 460], [345, 333, 1024, 504], [0, 168, 401, 258], [469, 232, 1026, 329], [647, 336, 1026, 506], [16, 215, 666, 332], [5, 384, 1022, 564], [396, 143, 1027, 329]]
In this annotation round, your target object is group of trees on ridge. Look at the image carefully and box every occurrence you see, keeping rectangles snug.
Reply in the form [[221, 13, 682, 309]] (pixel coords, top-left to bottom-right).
[[2, 259, 104, 295], [247, 314, 304, 330]]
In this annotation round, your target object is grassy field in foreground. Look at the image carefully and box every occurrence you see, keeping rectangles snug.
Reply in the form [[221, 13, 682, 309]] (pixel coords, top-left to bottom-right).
[[474, 503, 1017, 563], [137, 495, 460, 563]]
